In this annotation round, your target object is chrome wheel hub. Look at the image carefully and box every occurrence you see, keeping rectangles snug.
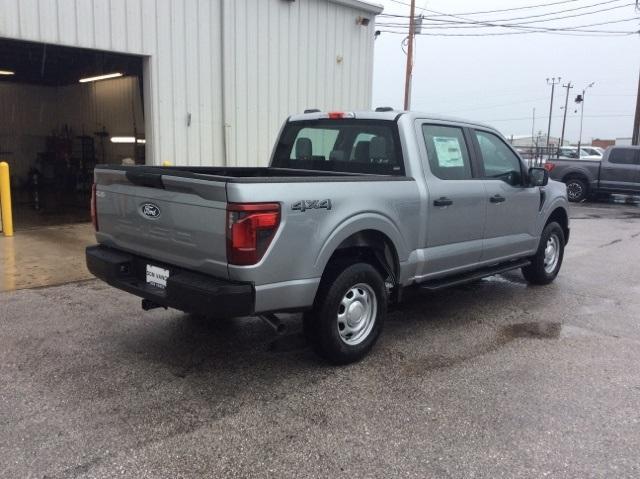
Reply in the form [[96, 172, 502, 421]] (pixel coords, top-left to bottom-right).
[[543, 234, 560, 274], [337, 283, 377, 345]]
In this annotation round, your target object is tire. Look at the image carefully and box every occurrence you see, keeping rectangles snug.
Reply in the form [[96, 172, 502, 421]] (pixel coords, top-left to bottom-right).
[[303, 262, 387, 364], [565, 177, 588, 202], [522, 221, 565, 285]]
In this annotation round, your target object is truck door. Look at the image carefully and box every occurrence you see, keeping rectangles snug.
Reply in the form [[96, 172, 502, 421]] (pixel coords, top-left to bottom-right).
[[471, 129, 540, 261], [599, 147, 640, 192], [419, 123, 487, 277]]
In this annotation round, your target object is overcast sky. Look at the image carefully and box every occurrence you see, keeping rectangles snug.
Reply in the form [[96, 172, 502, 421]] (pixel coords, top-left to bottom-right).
[[372, 0, 640, 143]]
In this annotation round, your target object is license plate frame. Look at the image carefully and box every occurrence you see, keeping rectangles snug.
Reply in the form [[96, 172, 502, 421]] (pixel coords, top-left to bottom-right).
[[146, 264, 170, 289]]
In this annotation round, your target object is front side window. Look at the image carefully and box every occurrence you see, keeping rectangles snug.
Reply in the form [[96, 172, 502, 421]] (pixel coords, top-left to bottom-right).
[[475, 130, 523, 186], [422, 124, 472, 180], [609, 148, 639, 165]]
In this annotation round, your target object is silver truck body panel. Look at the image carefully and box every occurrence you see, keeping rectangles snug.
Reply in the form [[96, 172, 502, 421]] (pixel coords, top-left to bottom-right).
[[95, 170, 229, 279], [92, 110, 571, 314]]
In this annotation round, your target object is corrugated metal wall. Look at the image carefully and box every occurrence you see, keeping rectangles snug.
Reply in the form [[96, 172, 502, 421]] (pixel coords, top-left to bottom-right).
[[0, 0, 379, 167], [222, 0, 377, 166]]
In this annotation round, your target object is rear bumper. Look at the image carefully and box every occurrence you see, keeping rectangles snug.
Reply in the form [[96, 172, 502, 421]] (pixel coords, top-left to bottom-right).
[[86, 245, 254, 317]]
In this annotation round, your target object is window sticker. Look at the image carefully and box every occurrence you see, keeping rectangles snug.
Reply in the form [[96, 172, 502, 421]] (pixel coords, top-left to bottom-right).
[[433, 136, 464, 167]]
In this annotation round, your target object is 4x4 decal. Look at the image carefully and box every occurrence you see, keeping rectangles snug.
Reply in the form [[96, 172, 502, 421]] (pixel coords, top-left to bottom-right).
[[292, 199, 332, 212]]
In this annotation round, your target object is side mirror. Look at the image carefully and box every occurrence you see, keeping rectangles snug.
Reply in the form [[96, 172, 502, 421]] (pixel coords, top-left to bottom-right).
[[529, 167, 549, 187]]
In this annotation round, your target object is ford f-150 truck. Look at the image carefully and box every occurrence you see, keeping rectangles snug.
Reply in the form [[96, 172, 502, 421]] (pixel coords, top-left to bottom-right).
[[86, 110, 570, 364], [546, 146, 640, 202]]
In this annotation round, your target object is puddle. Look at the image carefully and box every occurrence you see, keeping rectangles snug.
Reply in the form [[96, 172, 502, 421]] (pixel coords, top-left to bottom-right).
[[611, 194, 640, 206], [501, 321, 562, 339]]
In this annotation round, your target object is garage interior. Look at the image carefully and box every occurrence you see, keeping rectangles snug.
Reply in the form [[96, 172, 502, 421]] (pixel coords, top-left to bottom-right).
[[0, 39, 145, 230]]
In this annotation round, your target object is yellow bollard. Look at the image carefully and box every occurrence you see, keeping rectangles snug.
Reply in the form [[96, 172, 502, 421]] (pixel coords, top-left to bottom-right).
[[0, 161, 14, 237]]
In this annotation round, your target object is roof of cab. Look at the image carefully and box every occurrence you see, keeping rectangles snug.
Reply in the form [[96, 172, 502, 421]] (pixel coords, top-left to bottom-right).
[[288, 109, 497, 132]]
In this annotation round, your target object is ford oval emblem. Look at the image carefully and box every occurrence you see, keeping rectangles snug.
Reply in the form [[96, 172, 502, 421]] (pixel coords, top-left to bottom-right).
[[141, 203, 161, 219]]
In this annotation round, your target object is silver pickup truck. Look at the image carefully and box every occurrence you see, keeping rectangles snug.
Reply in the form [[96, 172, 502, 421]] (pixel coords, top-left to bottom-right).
[[546, 146, 640, 202], [86, 110, 569, 364]]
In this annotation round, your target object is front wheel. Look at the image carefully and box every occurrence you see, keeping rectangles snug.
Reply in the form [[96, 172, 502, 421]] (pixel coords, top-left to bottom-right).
[[303, 262, 387, 364], [522, 222, 565, 285]]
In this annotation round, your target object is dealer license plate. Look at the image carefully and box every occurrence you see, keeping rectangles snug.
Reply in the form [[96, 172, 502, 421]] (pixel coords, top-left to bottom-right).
[[146, 264, 170, 289]]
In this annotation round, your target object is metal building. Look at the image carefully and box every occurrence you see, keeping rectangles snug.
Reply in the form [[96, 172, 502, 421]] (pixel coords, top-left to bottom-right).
[[0, 0, 381, 169]]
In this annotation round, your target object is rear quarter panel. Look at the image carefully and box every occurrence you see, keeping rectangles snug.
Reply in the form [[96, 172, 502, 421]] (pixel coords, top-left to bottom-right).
[[226, 178, 421, 288], [549, 159, 600, 188]]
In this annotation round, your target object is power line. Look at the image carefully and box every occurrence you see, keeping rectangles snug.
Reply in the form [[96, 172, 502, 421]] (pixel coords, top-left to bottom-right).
[[418, 2, 637, 26], [479, 113, 634, 122], [446, 97, 550, 114], [384, 0, 585, 16], [380, 0, 627, 24], [378, 28, 638, 37], [377, 17, 640, 36], [377, 5, 640, 31]]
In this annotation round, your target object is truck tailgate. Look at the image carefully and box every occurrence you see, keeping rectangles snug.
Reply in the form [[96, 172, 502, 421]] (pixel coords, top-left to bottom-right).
[[94, 168, 229, 279]]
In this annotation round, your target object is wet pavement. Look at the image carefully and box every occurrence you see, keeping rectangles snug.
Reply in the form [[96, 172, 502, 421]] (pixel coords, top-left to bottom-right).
[[0, 223, 94, 292], [1, 201, 640, 478]]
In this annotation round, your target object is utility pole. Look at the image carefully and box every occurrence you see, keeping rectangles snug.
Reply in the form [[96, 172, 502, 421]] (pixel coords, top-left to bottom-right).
[[403, 0, 417, 111], [559, 81, 573, 148], [546, 77, 561, 148], [633, 67, 640, 145], [576, 82, 595, 153]]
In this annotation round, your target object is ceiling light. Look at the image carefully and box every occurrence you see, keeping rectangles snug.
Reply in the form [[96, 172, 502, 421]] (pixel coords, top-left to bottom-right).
[[79, 72, 123, 83], [0, 70, 15, 76], [110, 136, 136, 144]]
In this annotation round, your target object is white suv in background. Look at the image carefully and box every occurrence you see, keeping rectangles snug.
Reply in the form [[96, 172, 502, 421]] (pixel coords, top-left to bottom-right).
[[558, 146, 601, 160]]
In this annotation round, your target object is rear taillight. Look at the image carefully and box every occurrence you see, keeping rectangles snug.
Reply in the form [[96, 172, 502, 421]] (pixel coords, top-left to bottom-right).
[[544, 162, 555, 172], [90, 183, 98, 231], [227, 203, 280, 265]]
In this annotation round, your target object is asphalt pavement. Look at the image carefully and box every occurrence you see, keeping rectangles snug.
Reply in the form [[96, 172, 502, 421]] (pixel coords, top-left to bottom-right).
[[1, 201, 640, 478]]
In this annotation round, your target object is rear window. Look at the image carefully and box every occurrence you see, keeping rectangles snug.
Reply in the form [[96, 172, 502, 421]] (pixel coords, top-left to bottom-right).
[[272, 119, 404, 175]]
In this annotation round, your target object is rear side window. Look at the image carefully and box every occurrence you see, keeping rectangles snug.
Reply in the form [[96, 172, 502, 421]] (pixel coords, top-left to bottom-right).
[[609, 148, 639, 165], [422, 124, 472, 180], [273, 120, 404, 175]]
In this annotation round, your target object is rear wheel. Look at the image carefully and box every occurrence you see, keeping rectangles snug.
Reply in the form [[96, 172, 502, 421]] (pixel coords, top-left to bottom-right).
[[522, 221, 565, 285], [303, 262, 387, 364], [565, 177, 588, 202]]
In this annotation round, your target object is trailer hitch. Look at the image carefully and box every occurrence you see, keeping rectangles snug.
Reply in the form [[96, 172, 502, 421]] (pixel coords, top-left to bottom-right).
[[141, 299, 167, 311]]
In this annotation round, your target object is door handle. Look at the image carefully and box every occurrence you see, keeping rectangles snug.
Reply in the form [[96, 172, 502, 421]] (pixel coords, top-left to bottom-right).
[[433, 197, 453, 207], [490, 194, 506, 203]]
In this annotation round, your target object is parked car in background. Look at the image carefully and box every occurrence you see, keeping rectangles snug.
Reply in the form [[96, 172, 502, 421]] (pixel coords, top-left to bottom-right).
[[557, 146, 600, 160], [546, 146, 640, 201], [581, 146, 604, 158], [86, 110, 570, 364]]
